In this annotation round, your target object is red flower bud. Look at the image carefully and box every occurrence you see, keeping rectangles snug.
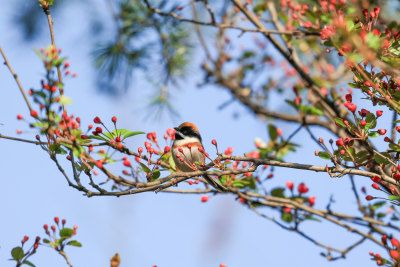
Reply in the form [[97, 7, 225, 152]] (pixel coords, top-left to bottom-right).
[[297, 183, 309, 194], [378, 129, 387, 135], [96, 160, 103, 169], [164, 146, 171, 153], [336, 138, 344, 146], [345, 94, 352, 102], [284, 207, 291, 213], [360, 120, 366, 127], [95, 127, 102, 133], [392, 238, 400, 248], [365, 195, 374, 200], [93, 116, 102, 124], [372, 183, 380, 190], [54, 217, 60, 224], [344, 102, 357, 112], [111, 116, 117, 123], [382, 235, 387, 244], [30, 110, 38, 117], [390, 250, 399, 259], [376, 110, 383, 117], [145, 142, 152, 149], [211, 139, 217, 146], [201, 195, 209, 202], [17, 114, 23, 120], [358, 109, 370, 117], [286, 181, 294, 190], [372, 176, 381, 183], [308, 196, 316, 206], [123, 160, 131, 167]]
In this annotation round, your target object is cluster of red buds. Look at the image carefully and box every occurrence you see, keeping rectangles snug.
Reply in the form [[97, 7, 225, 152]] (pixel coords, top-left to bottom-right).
[[286, 181, 315, 205], [369, 235, 400, 265], [43, 217, 79, 249]]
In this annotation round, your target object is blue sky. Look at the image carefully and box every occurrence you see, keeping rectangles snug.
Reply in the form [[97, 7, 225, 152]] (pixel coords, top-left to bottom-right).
[[0, 1, 383, 266]]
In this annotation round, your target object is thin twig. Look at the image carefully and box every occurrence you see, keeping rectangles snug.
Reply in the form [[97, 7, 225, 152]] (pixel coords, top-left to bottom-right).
[[143, 0, 315, 36], [0, 46, 33, 112]]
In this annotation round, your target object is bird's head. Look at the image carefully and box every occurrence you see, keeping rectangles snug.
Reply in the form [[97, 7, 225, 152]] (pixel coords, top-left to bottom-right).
[[174, 122, 202, 142]]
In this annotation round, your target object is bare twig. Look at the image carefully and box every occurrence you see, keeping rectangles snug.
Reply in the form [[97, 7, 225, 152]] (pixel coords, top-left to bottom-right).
[[143, 0, 315, 36], [0, 46, 33, 112]]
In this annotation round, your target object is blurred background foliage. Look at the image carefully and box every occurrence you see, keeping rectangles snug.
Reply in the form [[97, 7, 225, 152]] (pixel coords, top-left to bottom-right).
[[12, 0, 399, 118], [15, 0, 193, 117]]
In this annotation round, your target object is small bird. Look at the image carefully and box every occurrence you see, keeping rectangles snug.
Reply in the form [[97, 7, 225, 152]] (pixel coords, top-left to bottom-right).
[[172, 122, 227, 192]]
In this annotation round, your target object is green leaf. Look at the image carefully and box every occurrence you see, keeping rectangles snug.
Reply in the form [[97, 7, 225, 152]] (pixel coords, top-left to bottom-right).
[[49, 144, 67, 155], [365, 113, 376, 130], [233, 180, 246, 188], [388, 195, 400, 201], [43, 239, 50, 244], [11, 247, 24, 261], [253, 3, 267, 14], [348, 82, 358, 88], [299, 104, 323, 115], [102, 132, 115, 140], [140, 163, 151, 173], [151, 170, 161, 180], [317, 151, 331, 159], [59, 96, 72, 105], [271, 187, 286, 198], [116, 129, 145, 140], [268, 124, 278, 141], [285, 99, 299, 110], [59, 228, 74, 238], [356, 150, 370, 163], [281, 211, 293, 222], [304, 215, 321, 222], [374, 152, 391, 164], [371, 201, 386, 211], [168, 155, 176, 171], [22, 260, 36, 267], [334, 118, 346, 127], [33, 48, 45, 61], [53, 57, 67, 67], [390, 143, 400, 152], [368, 131, 380, 138], [88, 135, 108, 141], [377, 212, 386, 218], [365, 32, 380, 49], [67, 240, 82, 247]]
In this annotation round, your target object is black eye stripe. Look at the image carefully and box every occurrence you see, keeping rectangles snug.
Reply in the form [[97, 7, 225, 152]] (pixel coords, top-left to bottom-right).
[[175, 126, 202, 142]]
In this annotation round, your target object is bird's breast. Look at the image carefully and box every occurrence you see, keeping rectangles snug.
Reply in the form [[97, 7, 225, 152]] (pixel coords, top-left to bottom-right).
[[172, 142, 205, 172]]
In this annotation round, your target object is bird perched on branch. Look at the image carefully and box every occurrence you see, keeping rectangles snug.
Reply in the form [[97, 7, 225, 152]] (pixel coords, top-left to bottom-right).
[[172, 122, 227, 192]]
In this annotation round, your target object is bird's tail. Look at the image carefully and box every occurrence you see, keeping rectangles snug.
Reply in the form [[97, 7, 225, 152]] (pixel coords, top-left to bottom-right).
[[203, 175, 228, 192]]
